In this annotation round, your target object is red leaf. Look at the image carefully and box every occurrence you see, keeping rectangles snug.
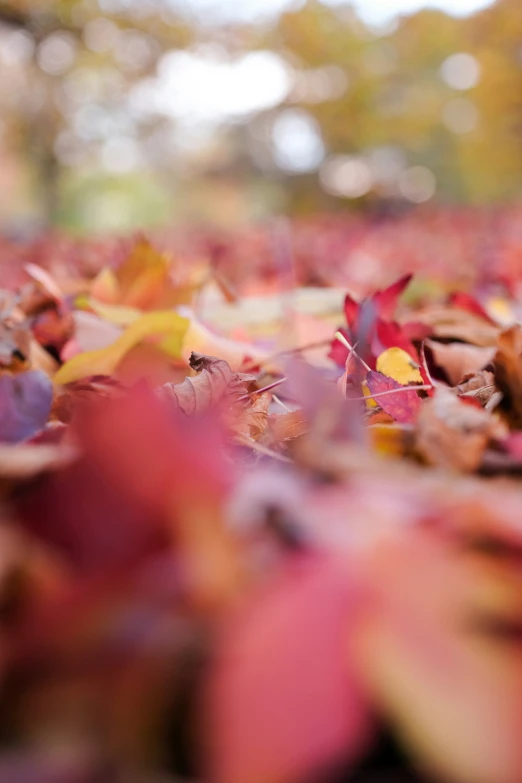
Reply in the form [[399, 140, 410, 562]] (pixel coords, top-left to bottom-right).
[[372, 274, 413, 321], [329, 326, 353, 368], [366, 371, 422, 424], [447, 292, 495, 325], [374, 319, 419, 362], [344, 293, 360, 330], [207, 554, 373, 783], [16, 384, 230, 572]]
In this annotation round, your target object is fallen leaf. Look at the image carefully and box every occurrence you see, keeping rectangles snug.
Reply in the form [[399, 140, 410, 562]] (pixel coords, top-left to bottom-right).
[[268, 410, 308, 443], [372, 274, 413, 320], [366, 371, 422, 424], [425, 340, 496, 387], [376, 347, 423, 385], [415, 387, 506, 472], [369, 422, 414, 457], [353, 521, 522, 783], [406, 305, 499, 347], [0, 371, 53, 443], [457, 370, 500, 409], [494, 325, 522, 424], [373, 319, 420, 362], [159, 352, 255, 416], [448, 291, 497, 325], [206, 554, 373, 783], [182, 315, 269, 372], [86, 299, 142, 326], [231, 392, 271, 441], [0, 321, 31, 370], [54, 311, 189, 385]]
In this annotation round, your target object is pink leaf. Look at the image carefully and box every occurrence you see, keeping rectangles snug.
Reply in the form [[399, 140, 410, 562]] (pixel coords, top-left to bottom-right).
[[366, 371, 422, 424], [447, 292, 495, 324], [206, 554, 373, 783]]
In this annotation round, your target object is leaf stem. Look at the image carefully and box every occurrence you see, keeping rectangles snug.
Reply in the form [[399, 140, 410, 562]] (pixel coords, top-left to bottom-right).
[[242, 339, 331, 373], [237, 377, 288, 402], [334, 331, 372, 373], [351, 384, 432, 402]]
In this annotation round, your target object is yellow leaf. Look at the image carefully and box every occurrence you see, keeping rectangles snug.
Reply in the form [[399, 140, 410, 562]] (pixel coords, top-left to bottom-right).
[[376, 347, 423, 385], [485, 296, 515, 327], [369, 423, 410, 457], [362, 380, 378, 408], [54, 311, 189, 385], [88, 298, 142, 326]]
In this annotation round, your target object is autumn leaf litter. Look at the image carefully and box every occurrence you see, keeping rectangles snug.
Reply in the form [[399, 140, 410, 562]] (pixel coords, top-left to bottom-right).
[[2, 237, 522, 783]]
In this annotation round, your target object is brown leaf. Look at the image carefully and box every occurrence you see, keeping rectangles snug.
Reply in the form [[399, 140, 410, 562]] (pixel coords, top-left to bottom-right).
[[268, 411, 309, 443], [415, 387, 507, 472], [425, 339, 496, 387], [159, 352, 256, 415], [494, 325, 522, 424], [232, 392, 271, 441], [404, 305, 499, 347], [457, 370, 501, 410], [0, 322, 31, 370]]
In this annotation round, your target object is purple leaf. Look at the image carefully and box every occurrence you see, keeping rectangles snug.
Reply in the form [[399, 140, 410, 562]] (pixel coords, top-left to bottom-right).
[[0, 371, 53, 443]]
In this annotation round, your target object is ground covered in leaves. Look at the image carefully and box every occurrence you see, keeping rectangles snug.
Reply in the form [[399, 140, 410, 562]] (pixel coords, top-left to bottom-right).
[[2, 212, 522, 783]]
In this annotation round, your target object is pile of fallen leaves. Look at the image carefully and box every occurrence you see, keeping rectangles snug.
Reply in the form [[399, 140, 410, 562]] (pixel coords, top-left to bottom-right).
[[2, 236, 522, 783]]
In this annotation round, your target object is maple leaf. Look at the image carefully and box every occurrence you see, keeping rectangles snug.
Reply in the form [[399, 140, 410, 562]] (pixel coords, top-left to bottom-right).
[[90, 238, 202, 311], [329, 275, 419, 368], [366, 371, 422, 424], [54, 311, 189, 385], [206, 554, 373, 783], [14, 384, 235, 578], [159, 352, 255, 415]]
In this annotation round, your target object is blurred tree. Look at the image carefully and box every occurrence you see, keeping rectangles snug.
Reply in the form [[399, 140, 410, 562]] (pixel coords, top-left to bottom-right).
[[259, 0, 522, 208], [1, 0, 522, 229], [0, 0, 191, 229]]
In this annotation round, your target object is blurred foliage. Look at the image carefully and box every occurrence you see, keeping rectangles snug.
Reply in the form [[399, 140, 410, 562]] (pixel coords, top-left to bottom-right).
[[269, 0, 522, 204], [1, 0, 522, 231]]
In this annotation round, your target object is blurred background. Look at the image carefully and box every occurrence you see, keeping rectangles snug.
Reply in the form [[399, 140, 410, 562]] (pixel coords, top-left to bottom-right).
[[0, 0, 520, 234]]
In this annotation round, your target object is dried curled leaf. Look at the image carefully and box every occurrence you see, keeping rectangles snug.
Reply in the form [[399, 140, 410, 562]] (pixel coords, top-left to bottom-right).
[[457, 370, 501, 410], [494, 325, 522, 424], [159, 352, 256, 415], [426, 340, 496, 387], [415, 387, 507, 472]]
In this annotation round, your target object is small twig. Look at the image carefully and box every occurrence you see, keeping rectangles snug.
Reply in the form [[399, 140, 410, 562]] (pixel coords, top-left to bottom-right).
[[334, 331, 372, 373], [273, 394, 292, 413], [237, 377, 287, 402], [242, 339, 331, 373], [350, 384, 432, 402], [235, 435, 292, 463]]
